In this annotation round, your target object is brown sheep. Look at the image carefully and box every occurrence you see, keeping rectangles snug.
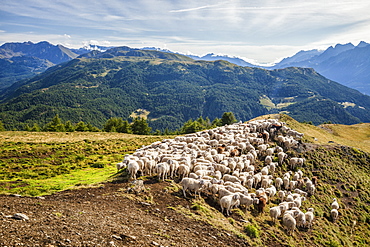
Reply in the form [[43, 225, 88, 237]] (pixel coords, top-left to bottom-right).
[[217, 144, 226, 154], [230, 148, 242, 157], [256, 196, 267, 214]]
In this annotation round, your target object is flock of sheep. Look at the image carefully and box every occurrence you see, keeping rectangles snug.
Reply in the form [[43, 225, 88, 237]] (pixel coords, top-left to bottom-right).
[[117, 118, 332, 235]]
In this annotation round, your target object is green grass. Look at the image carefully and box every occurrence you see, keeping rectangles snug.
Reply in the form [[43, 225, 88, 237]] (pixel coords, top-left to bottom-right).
[[0, 165, 117, 196], [0, 131, 169, 196]]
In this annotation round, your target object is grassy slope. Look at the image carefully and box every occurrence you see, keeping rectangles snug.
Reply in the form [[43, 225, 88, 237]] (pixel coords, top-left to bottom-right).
[[247, 114, 370, 246], [253, 114, 370, 153], [0, 132, 169, 196], [0, 115, 369, 246]]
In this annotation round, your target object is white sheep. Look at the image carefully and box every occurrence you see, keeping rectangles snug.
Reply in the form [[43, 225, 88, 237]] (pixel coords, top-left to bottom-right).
[[156, 162, 169, 181], [220, 194, 240, 216], [237, 193, 254, 212], [305, 208, 315, 228], [275, 177, 283, 190], [295, 209, 306, 228], [223, 174, 241, 183], [289, 157, 299, 170], [127, 160, 140, 180], [167, 159, 179, 179], [116, 162, 127, 171], [270, 206, 281, 223], [331, 208, 339, 222], [180, 177, 205, 198], [144, 159, 156, 176], [282, 211, 297, 236], [265, 155, 273, 166], [177, 164, 190, 179], [278, 190, 286, 202], [331, 198, 339, 210]]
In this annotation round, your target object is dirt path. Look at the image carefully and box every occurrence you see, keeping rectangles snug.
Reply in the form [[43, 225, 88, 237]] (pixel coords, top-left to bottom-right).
[[0, 179, 248, 247]]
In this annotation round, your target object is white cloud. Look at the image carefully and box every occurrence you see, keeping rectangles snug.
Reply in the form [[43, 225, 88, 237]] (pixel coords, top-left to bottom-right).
[[1, 0, 370, 63]]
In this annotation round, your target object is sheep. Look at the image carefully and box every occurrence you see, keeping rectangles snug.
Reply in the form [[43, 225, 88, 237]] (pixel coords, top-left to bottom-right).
[[305, 208, 315, 228], [295, 209, 306, 228], [261, 166, 269, 176], [177, 164, 190, 179], [282, 211, 297, 236], [307, 184, 316, 196], [286, 192, 294, 202], [331, 209, 339, 222], [283, 177, 290, 190], [293, 188, 308, 197], [270, 206, 281, 223], [265, 155, 273, 166], [256, 196, 267, 214], [275, 177, 283, 190], [277, 151, 287, 165], [289, 157, 299, 170], [167, 159, 179, 179], [127, 160, 140, 180], [237, 193, 254, 212], [268, 162, 277, 175], [265, 147, 275, 157], [143, 159, 156, 176], [180, 177, 205, 198], [116, 161, 127, 171], [220, 194, 240, 216], [331, 198, 339, 210], [218, 187, 235, 200], [156, 162, 169, 181], [223, 174, 241, 183], [245, 176, 254, 189], [278, 190, 286, 202], [265, 185, 277, 198]]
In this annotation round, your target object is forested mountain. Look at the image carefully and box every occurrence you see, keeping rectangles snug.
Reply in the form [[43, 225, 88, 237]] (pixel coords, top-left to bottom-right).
[[271, 42, 370, 95], [1, 46, 370, 131], [0, 41, 78, 89]]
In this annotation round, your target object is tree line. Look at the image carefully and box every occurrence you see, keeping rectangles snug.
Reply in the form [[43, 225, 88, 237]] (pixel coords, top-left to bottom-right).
[[0, 112, 237, 135]]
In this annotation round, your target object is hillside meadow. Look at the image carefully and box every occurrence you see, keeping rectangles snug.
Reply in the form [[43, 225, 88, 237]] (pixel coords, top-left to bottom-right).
[[0, 132, 169, 196], [0, 115, 369, 246]]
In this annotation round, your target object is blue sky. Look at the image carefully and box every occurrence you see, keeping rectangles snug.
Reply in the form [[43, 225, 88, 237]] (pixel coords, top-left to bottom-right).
[[1, 0, 370, 64]]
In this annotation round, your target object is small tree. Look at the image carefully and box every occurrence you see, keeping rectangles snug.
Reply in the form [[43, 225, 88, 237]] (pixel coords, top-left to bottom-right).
[[212, 117, 222, 127], [103, 118, 131, 133], [65, 121, 75, 132], [131, 117, 151, 135], [87, 123, 100, 132], [181, 119, 203, 134], [221, 112, 237, 126], [30, 123, 41, 132], [116, 120, 131, 133], [44, 114, 66, 132], [75, 121, 89, 132], [24, 124, 31, 131]]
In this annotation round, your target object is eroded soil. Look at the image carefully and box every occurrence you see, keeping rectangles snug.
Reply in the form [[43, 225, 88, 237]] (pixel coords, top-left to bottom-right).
[[0, 179, 249, 247]]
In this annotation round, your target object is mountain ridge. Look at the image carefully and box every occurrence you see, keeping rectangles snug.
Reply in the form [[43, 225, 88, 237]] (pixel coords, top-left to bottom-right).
[[1, 47, 370, 131], [1, 40, 370, 95]]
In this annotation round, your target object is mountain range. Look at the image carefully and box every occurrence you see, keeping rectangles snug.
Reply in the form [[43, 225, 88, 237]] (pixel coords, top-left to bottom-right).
[[1, 40, 369, 95], [1, 45, 370, 131], [0, 41, 78, 90], [270, 41, 370, 95]]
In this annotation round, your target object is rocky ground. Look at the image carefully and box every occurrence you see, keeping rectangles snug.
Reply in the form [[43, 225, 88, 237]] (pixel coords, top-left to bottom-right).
[[0, 178, 249, 247]]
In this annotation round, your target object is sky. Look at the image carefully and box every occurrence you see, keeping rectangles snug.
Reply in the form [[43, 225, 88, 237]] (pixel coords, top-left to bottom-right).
[[1, 0, 370, 65]]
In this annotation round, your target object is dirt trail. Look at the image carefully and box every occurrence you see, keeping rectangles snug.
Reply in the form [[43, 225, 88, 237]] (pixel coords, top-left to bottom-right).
[[0, 179, 248, 247]]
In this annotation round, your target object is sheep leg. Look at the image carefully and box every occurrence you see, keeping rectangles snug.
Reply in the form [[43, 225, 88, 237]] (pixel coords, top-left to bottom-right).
[[182, 188, 187, 198]]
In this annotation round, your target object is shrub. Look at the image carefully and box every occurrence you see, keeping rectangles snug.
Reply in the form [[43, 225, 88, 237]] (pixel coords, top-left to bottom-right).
[[244, 224, 259, 238], [91, 162, 105, 168]]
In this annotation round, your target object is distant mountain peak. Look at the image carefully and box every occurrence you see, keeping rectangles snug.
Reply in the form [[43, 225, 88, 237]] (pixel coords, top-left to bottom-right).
[[357, 41, 369, 48]]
